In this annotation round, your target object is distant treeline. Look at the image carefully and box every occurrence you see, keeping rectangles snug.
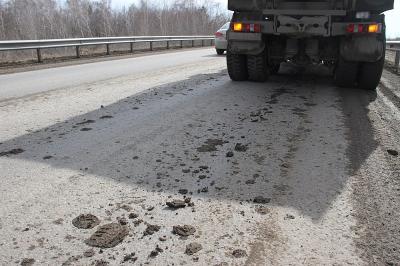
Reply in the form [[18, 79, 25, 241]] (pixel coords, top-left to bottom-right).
[[0, 0, 229, 40]]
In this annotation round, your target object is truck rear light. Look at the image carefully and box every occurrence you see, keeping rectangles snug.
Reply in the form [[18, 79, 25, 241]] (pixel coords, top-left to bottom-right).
[[346, 23, 381, 34], [231, 22, 261, 33], [368, 24, 380, 33]]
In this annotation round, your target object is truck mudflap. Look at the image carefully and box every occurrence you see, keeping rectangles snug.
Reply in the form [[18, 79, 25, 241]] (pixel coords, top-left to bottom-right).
[[228, 32, 265, 55], [340, 35, 384, 63]]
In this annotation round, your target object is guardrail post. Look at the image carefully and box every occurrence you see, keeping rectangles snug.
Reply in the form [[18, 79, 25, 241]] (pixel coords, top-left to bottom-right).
[[201, 40, 204, 47], [180, 40, 183, 48], [106, 44, 110, 55], [36, 48, 42, 63], [76, 46, 80, 58], [150, 41, 153, 51], [395, 51, 400, 73], [192, 40, 195, 47], [130, 42, 134, 53], [167, 41, 170, 49]]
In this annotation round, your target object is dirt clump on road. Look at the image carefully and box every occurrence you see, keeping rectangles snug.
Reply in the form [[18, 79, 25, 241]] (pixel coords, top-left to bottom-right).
[[173, 225, 196, 236], [185, 242, 202, 255], [197, 139, 227, 152], [143, 224, 161, 236], [166, 199, 186, 209], [85, 223, 128, 248], [20, 258, 35, 266], [234, 143, 248, 152], [253, 196, 271, 204], [72, 214, 100, 229], [232, 249, 247, 258], [0, 148, 25, 157]]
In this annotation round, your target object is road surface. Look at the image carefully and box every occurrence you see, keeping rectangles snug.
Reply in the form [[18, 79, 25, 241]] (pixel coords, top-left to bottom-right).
[[0, 48, 399, 265]]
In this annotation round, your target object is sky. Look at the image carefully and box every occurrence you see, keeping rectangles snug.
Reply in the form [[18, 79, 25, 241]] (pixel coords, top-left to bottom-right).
[[109, 0, 399, 38]]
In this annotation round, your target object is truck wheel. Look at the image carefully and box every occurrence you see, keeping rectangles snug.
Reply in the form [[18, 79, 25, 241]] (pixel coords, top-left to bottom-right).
[[247, 51, 269, 82], [334, 58, 358, 88], [227, 51, 248, 81], [358, 56, 384, 91], [216, 49, 225, 55], [270, 64, 280, 75]]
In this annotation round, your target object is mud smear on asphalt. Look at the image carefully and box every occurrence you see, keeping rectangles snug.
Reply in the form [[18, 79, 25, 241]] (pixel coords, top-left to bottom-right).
[[196, 138, 227, 152], [340, 87, 400, 264], [0, 148, 25, 157]]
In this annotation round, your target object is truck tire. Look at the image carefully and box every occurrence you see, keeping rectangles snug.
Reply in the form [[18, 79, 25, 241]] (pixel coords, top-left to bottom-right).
[[358, 56, 384, 90], [216, 49, 225, 55], [227, 51, 248, 81], [270, 64, 280, 75], [334, 58, 358, 88], [247, 51, 269, 82]]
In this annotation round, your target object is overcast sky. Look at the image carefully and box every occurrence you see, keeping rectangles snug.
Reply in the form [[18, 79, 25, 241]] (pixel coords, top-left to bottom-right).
[[108, 0, 400, 38]]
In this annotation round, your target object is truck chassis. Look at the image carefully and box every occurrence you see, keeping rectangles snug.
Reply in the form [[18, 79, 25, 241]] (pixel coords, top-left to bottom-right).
[[227, 0, 393, 90]]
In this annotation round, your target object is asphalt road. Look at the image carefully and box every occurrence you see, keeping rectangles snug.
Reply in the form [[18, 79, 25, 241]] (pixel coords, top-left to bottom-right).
[[0, 48, 216, 101], [0, 48, 399, 265]]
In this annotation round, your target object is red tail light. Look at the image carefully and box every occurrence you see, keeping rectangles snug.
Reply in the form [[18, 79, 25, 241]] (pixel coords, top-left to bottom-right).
[[346, 23, 381, 33], [231, 22, 261, 33], [215, 32, 223, 38]]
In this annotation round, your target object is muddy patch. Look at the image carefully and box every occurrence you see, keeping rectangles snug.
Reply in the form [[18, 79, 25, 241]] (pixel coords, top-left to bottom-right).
[[185, 242, 202, 255], [0, 148, 25, 157], [72, 214, 100, 229], [173, 225, 196, 237], [196, 139, 227, 152], [85, 223, 128, 248]]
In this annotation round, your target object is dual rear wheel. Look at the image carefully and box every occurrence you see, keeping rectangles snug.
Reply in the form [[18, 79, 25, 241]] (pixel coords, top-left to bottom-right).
[[334, 56, 384, 90], [227, 50, 277, 82]]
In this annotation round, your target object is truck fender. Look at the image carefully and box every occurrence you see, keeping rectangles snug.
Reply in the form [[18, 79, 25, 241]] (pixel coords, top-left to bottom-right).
[[340, 36, 384, 63]]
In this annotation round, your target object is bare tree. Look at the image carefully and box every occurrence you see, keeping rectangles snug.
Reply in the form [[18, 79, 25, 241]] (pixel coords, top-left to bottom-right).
[[0, 0, 229, 40]]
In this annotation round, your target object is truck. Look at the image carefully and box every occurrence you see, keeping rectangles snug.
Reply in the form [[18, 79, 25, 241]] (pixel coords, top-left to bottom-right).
[[226, 0, 394, 90]]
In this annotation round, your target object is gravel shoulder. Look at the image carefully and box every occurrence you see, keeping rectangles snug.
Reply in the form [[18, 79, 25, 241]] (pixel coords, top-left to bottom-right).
[[0, 58, 399, 265]]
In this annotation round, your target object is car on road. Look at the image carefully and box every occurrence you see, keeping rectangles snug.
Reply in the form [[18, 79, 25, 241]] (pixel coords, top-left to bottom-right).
[[215, 22, 230, 55]]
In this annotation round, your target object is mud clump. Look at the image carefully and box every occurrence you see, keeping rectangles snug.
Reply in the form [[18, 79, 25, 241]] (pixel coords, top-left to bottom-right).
[[76, 120, 95, 125], [185, 242, 202, 255], [166, 199, 186, 209], [255, 206, 269, 215], [232, 249, 247, 258], [80, 128, 93, 132], [85, 223, 128, 248], [144, 224, 161, 236], [122, 252, 137, 263], [128, 213, 139, 219], [100, 115, 113, 119], [149, 246, 163, 258], [197, 139, 227, 152], [173, 225, 196, 236], [387, 149, 399, 157], [0, 148, 25, 157], [178, 189, 188, 195], [20, 258, 35, 266], [226, 151, 234, 158], [83, 249, 95, 258], [253, 196, 271, 204], [72, 214, 100, 229], [234, 143, 248, 152]]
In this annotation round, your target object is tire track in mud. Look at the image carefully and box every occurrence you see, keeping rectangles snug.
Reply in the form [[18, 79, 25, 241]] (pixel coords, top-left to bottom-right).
[[245, 76, 319, 265]]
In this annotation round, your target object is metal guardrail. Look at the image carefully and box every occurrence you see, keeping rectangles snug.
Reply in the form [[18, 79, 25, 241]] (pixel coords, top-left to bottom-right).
[[387, 41, 400, 73], [0, 36, 215, 63]]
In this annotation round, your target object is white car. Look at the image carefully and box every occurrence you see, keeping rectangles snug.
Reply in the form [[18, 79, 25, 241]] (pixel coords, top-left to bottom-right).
[[214, 22, 230, 55]]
